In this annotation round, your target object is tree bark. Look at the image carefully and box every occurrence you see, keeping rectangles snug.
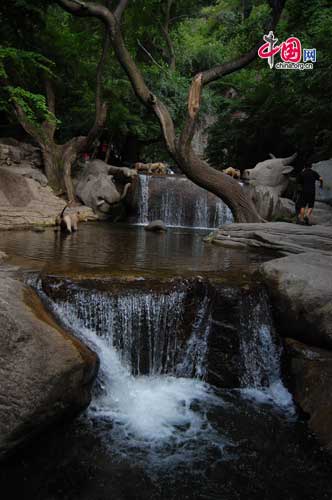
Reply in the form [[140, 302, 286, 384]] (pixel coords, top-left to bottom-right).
[[56, 0, 285, 222]]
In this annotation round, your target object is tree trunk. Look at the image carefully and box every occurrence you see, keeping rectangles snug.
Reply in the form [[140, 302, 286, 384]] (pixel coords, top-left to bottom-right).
[[174, 148, 262, 223], [40, 141, 79, 202], [56, 0, 285, 222]]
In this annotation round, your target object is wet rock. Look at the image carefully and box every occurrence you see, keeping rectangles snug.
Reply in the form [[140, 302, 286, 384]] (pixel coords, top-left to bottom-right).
[[144, 220, 167, 232], [0, 276, 98, 459], [284, 338, 332, 450], [261, 252, 332, 349]]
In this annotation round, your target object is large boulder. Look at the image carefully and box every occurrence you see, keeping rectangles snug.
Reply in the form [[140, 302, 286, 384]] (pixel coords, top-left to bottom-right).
[[284, 338, 332, 450], [0, 170, 96, 229], [261, 252, 332, 349], [0, 275, 98, 459]]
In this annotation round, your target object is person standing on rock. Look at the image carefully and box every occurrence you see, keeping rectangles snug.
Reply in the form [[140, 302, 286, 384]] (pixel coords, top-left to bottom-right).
[[297, 164, 323, 225]]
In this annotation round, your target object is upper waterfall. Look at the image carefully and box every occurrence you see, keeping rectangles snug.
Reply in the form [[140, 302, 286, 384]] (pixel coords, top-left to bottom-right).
[[134, 174, 233, 228]]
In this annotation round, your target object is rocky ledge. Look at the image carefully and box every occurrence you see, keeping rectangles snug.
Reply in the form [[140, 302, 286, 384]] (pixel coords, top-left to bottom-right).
[[208, 221, 332, 450], [0, 270, 98, 459], [206, 222, 332, 255]]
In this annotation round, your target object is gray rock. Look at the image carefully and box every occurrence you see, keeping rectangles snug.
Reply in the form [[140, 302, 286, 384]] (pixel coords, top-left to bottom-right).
[[0, 166, 48, 187], [261, 252, 332, 349], [144, 220, 167, 232], [285, 338, 332, 450], [0, 170, 96, 230], [0, 139, 42, 169], [0, 276, 98, 459], [208, 222, 332, 255]]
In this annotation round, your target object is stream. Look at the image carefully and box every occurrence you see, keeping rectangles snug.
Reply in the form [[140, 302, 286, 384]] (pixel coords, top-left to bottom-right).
[[1, 224, 332, 500]]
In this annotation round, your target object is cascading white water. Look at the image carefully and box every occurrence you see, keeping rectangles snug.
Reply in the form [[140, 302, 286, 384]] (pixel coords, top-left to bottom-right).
[[53, 284, 210, 377], [36, 281, 232, 462], [34, 278, 294, 464], [239, 289, 294, 412], [136, 174, 233, 228]]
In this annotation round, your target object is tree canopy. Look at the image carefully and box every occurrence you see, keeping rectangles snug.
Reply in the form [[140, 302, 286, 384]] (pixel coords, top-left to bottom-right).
[[0, 0, 330, 169]]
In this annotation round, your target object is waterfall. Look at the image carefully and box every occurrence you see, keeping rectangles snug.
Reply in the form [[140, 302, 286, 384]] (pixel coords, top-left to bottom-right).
[[136, 174, 233, 228], [43, 281, 210, 378], [33, 277, 294, 450], [239, 289, 294, 412], [35, 278, 231, 454]]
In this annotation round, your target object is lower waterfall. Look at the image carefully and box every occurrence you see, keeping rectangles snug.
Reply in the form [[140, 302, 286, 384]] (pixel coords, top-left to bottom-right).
[[35, 278, 294, 463], [135, 174, 233, 228]]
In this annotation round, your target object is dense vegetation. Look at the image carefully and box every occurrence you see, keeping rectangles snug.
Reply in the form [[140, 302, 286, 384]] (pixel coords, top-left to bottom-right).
[[0, 0, 330, 172]]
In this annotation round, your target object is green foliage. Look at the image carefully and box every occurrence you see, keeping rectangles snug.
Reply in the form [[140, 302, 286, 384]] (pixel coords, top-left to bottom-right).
[[206, 0, 332, 169], [0, 0, 330, 168]]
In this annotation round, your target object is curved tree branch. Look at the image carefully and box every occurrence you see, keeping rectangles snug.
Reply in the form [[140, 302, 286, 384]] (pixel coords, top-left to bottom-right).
[[55, 0, 286, 222], [114, 0, 128, 21]]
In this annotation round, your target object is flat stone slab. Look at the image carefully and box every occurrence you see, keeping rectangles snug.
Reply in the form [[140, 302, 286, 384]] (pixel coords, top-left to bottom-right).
[[207, 222, 332, 255]]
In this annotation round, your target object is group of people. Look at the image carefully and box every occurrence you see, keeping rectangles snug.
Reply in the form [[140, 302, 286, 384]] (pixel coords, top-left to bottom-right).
[[295, 164, 323, 225]]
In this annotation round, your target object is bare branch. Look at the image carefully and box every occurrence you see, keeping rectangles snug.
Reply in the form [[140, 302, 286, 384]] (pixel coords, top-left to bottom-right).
[[137, 39, 164, 70], [179, 0, 285, 150], [114, 0, 128, 21]]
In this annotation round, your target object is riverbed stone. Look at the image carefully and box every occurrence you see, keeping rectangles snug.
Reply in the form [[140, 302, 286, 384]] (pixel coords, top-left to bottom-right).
[[261, 252, 332, 349], [144, 220, 167, 232], [0, 276, 98, 459], [284, 338, 332, 450]]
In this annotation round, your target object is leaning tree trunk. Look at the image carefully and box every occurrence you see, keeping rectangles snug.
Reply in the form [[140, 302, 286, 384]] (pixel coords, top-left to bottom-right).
[[56, 0, 285, 222], [175, 149, 261, 223]]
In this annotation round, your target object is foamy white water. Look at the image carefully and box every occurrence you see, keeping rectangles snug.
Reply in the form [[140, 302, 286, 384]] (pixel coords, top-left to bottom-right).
[[47, 297, 229, 459], [33, 278, 295, 468]]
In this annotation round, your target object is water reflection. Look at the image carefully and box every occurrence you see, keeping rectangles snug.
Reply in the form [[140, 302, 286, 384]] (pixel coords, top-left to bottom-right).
[[0, 222, 271, 277]]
